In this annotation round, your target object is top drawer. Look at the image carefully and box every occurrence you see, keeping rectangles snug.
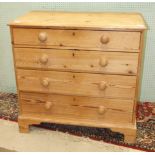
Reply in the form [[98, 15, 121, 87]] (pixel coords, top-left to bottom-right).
[[12, 28, 141, 51]]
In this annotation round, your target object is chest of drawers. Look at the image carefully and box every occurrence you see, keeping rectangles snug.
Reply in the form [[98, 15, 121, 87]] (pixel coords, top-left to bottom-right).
[[9, 11, 147, 143]]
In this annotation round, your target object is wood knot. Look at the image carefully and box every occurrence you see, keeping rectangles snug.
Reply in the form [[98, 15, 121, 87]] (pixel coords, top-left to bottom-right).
[[59, 43, 63, 46], [128, 70, 133, 74]]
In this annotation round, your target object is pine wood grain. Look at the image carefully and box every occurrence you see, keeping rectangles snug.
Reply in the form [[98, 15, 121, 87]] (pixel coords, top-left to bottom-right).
[[9, 11, 147, 30], [12, 28, 141, 51], [17, 69, 136, 99], [14, 48, 139, 75], [20, 92, 133, 123]]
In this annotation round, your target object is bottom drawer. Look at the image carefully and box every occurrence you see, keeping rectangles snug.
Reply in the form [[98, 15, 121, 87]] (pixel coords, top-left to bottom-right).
[[20, 92, 134, 124]]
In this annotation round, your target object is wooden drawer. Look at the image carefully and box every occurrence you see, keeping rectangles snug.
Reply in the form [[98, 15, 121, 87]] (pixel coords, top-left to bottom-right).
[[13, 28, 140, 51], [17, 69, 136, 99], [14, 48, 139, 75], [20, 92, 133, 123]]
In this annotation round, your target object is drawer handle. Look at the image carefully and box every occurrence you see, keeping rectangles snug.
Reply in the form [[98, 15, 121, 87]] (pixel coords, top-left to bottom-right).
[[98, 106, 106, 114], [99, 57, 108, 67], [100, 35, 109, 44], [41, 78, 50, 87], [45, 101, 53, 110], [99, 81, 107, 90], [40, 54, 48, 64], [38, 32, 47, 42]]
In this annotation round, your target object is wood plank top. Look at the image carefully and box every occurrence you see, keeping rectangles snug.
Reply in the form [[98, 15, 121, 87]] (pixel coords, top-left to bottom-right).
[[9, 11, 147, 30]]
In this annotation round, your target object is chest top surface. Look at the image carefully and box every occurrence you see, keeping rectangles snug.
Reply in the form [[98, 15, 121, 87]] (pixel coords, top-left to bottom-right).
[[9, 11, 147, 30]]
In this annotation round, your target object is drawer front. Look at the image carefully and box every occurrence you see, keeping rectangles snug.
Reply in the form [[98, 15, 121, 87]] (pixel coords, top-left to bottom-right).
[[14, 48, 139, 75], [17, 69, 136, 99], [20, 92, 133, 123], [13, 28, 140, 51]]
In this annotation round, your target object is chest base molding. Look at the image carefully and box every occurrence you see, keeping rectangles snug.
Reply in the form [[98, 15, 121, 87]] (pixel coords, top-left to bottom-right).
[[18, 113, 137, 143]]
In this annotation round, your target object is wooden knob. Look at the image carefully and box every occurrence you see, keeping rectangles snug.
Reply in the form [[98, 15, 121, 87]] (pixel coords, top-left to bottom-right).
[[99, 57, 108, 67], [39, 54, 48, 64], [100, 35, 109, 44], [38, 32, 47, 42], [98, 106, 106, 114], [99, 81, 107, 90], [41, 78, 49, 87], [45, 101, 53, 110]]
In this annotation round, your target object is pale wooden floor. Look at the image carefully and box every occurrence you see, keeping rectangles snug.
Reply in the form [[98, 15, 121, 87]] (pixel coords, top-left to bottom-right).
[[0, 119, 141, 152]]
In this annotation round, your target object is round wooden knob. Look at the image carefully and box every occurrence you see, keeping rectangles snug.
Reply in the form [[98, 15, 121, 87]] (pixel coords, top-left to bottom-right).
[[100, 35, 109, 44], [99, 81, 107, 90], [38, 32, 47, 42], [39, 54, 48, 64], [98, 106, 106, 114], [99, 57, 108, 67], [41, 78, 49, 87], [45, 101, 53, 110]]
